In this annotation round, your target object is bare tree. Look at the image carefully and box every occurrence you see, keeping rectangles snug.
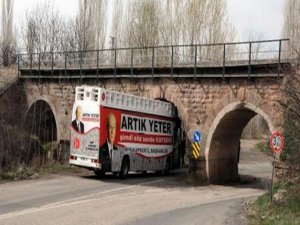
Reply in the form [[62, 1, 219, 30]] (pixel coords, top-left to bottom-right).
[[282, 0, 300, 127], [111, 0, 125, 48], [57, 20, 77, 52], [112, 0, 236, 66], [279, 0, 300, 171], [77, 0, 107, 50], [20, 1, 235, 52], [20, 3, 65, 54], [162, 0, 235, 45], [279, 65, 300, 170], [17, 0, 236, 68], [19, 2, 84, 69], [123, 0, 162, 65], [0, 0, 15, 67], [126, 0, 161, 48], [283, 0, 300, 60]]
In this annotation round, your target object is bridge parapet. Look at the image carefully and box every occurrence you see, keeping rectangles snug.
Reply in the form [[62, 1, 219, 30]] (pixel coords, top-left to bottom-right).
[[18, 39, 289, 79]]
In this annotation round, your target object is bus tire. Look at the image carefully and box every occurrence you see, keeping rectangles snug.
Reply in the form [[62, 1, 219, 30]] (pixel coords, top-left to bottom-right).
[[94, 169, 105, 178], [119, 157, 129, 179], [155, 170, 162, 176], [164, 157, 171, 175]]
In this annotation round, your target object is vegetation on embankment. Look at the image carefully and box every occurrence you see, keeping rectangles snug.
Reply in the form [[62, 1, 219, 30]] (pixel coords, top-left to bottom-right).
[[249, 61, 300, 224], [251, 106, 300, 224], [0, 163, 87, 183], [0, 123, 76, 183], [247, 176, 300, 225]]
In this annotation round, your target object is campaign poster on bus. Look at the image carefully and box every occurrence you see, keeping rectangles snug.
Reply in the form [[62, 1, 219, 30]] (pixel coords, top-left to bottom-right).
[[99, 106, 175, 159]]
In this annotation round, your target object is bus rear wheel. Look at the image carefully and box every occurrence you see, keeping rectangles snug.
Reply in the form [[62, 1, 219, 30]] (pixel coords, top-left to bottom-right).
[[119, 157, 129, 179], [164, 158, 171, 175], [94, 169, 105, 178]]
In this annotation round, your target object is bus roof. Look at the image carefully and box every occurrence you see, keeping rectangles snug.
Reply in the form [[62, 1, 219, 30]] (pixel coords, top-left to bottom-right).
[[75, 86, 176, 118]]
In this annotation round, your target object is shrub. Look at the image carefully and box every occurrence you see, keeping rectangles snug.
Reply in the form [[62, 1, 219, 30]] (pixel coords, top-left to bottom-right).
[[0, 125, 45, 172]]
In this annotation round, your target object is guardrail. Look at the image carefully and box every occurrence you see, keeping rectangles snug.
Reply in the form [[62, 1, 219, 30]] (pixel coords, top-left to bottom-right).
[[17, 39, 289, 79]]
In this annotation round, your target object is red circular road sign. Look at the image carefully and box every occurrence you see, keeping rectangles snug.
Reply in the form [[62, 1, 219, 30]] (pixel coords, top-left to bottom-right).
[[269, 131, 284, 153]]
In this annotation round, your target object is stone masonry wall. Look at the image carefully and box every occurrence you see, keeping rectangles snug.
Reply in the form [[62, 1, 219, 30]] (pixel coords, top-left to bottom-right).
[[23, 77, 284, 153]]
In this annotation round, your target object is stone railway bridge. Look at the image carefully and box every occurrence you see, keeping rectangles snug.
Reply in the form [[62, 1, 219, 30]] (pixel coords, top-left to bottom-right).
[[5, 39, 291, 183]]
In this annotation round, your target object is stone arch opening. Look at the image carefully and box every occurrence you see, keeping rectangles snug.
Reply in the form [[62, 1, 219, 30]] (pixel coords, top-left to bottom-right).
[[205, 101, 274, 183], [155, 97, 186, 168], [25, 100, 57, 145]]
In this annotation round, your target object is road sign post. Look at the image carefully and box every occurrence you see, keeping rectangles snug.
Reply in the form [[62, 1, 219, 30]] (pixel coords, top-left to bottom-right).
[[269, 131, 284, 203], [192, 142, 200, 159], [191, 130, 201, 179], [192, 130, 201, 159]]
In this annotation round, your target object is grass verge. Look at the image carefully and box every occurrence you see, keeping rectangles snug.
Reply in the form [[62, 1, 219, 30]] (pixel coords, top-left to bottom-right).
[[247, 176, 300, 225], [0, 163, 88, 183], [256, 140, 272, 156]]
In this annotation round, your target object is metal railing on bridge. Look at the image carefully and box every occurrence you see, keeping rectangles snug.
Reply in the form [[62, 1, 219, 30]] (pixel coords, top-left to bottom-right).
[[17, 38, 289, 79]]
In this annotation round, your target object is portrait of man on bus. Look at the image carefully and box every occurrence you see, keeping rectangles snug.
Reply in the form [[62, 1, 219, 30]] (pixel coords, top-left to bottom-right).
[[100, 112, 118, 163], [72, 105, 85, 134]]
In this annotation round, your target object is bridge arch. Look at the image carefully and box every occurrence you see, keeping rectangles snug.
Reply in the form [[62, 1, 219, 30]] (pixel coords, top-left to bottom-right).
[[24, 99, 58, 145], [204, 100, 275, 183]]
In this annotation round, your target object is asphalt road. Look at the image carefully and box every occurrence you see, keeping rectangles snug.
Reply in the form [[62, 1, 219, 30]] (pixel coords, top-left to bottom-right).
[[0, 140, 273, 225]]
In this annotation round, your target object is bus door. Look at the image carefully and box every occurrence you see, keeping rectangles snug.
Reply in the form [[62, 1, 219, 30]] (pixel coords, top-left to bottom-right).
[[111, 148, 122, 172], [70, 102, 100, 168]]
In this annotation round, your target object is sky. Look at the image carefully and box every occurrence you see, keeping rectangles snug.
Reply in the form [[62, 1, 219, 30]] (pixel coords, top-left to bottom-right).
[[12, 0, 286, 42], [14, 0, 78, 21], [227, 0, 285, 40]]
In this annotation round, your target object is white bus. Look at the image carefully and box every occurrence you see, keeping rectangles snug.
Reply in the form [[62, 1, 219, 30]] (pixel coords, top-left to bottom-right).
[[69, 86, 182, 178]]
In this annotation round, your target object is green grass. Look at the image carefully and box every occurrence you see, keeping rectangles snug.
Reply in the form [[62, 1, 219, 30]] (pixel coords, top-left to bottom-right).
[[256, 140, 272, 155], [0, 167, 37, 181], [38, 163, 76, 175], [247, 177, 300, 225]]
